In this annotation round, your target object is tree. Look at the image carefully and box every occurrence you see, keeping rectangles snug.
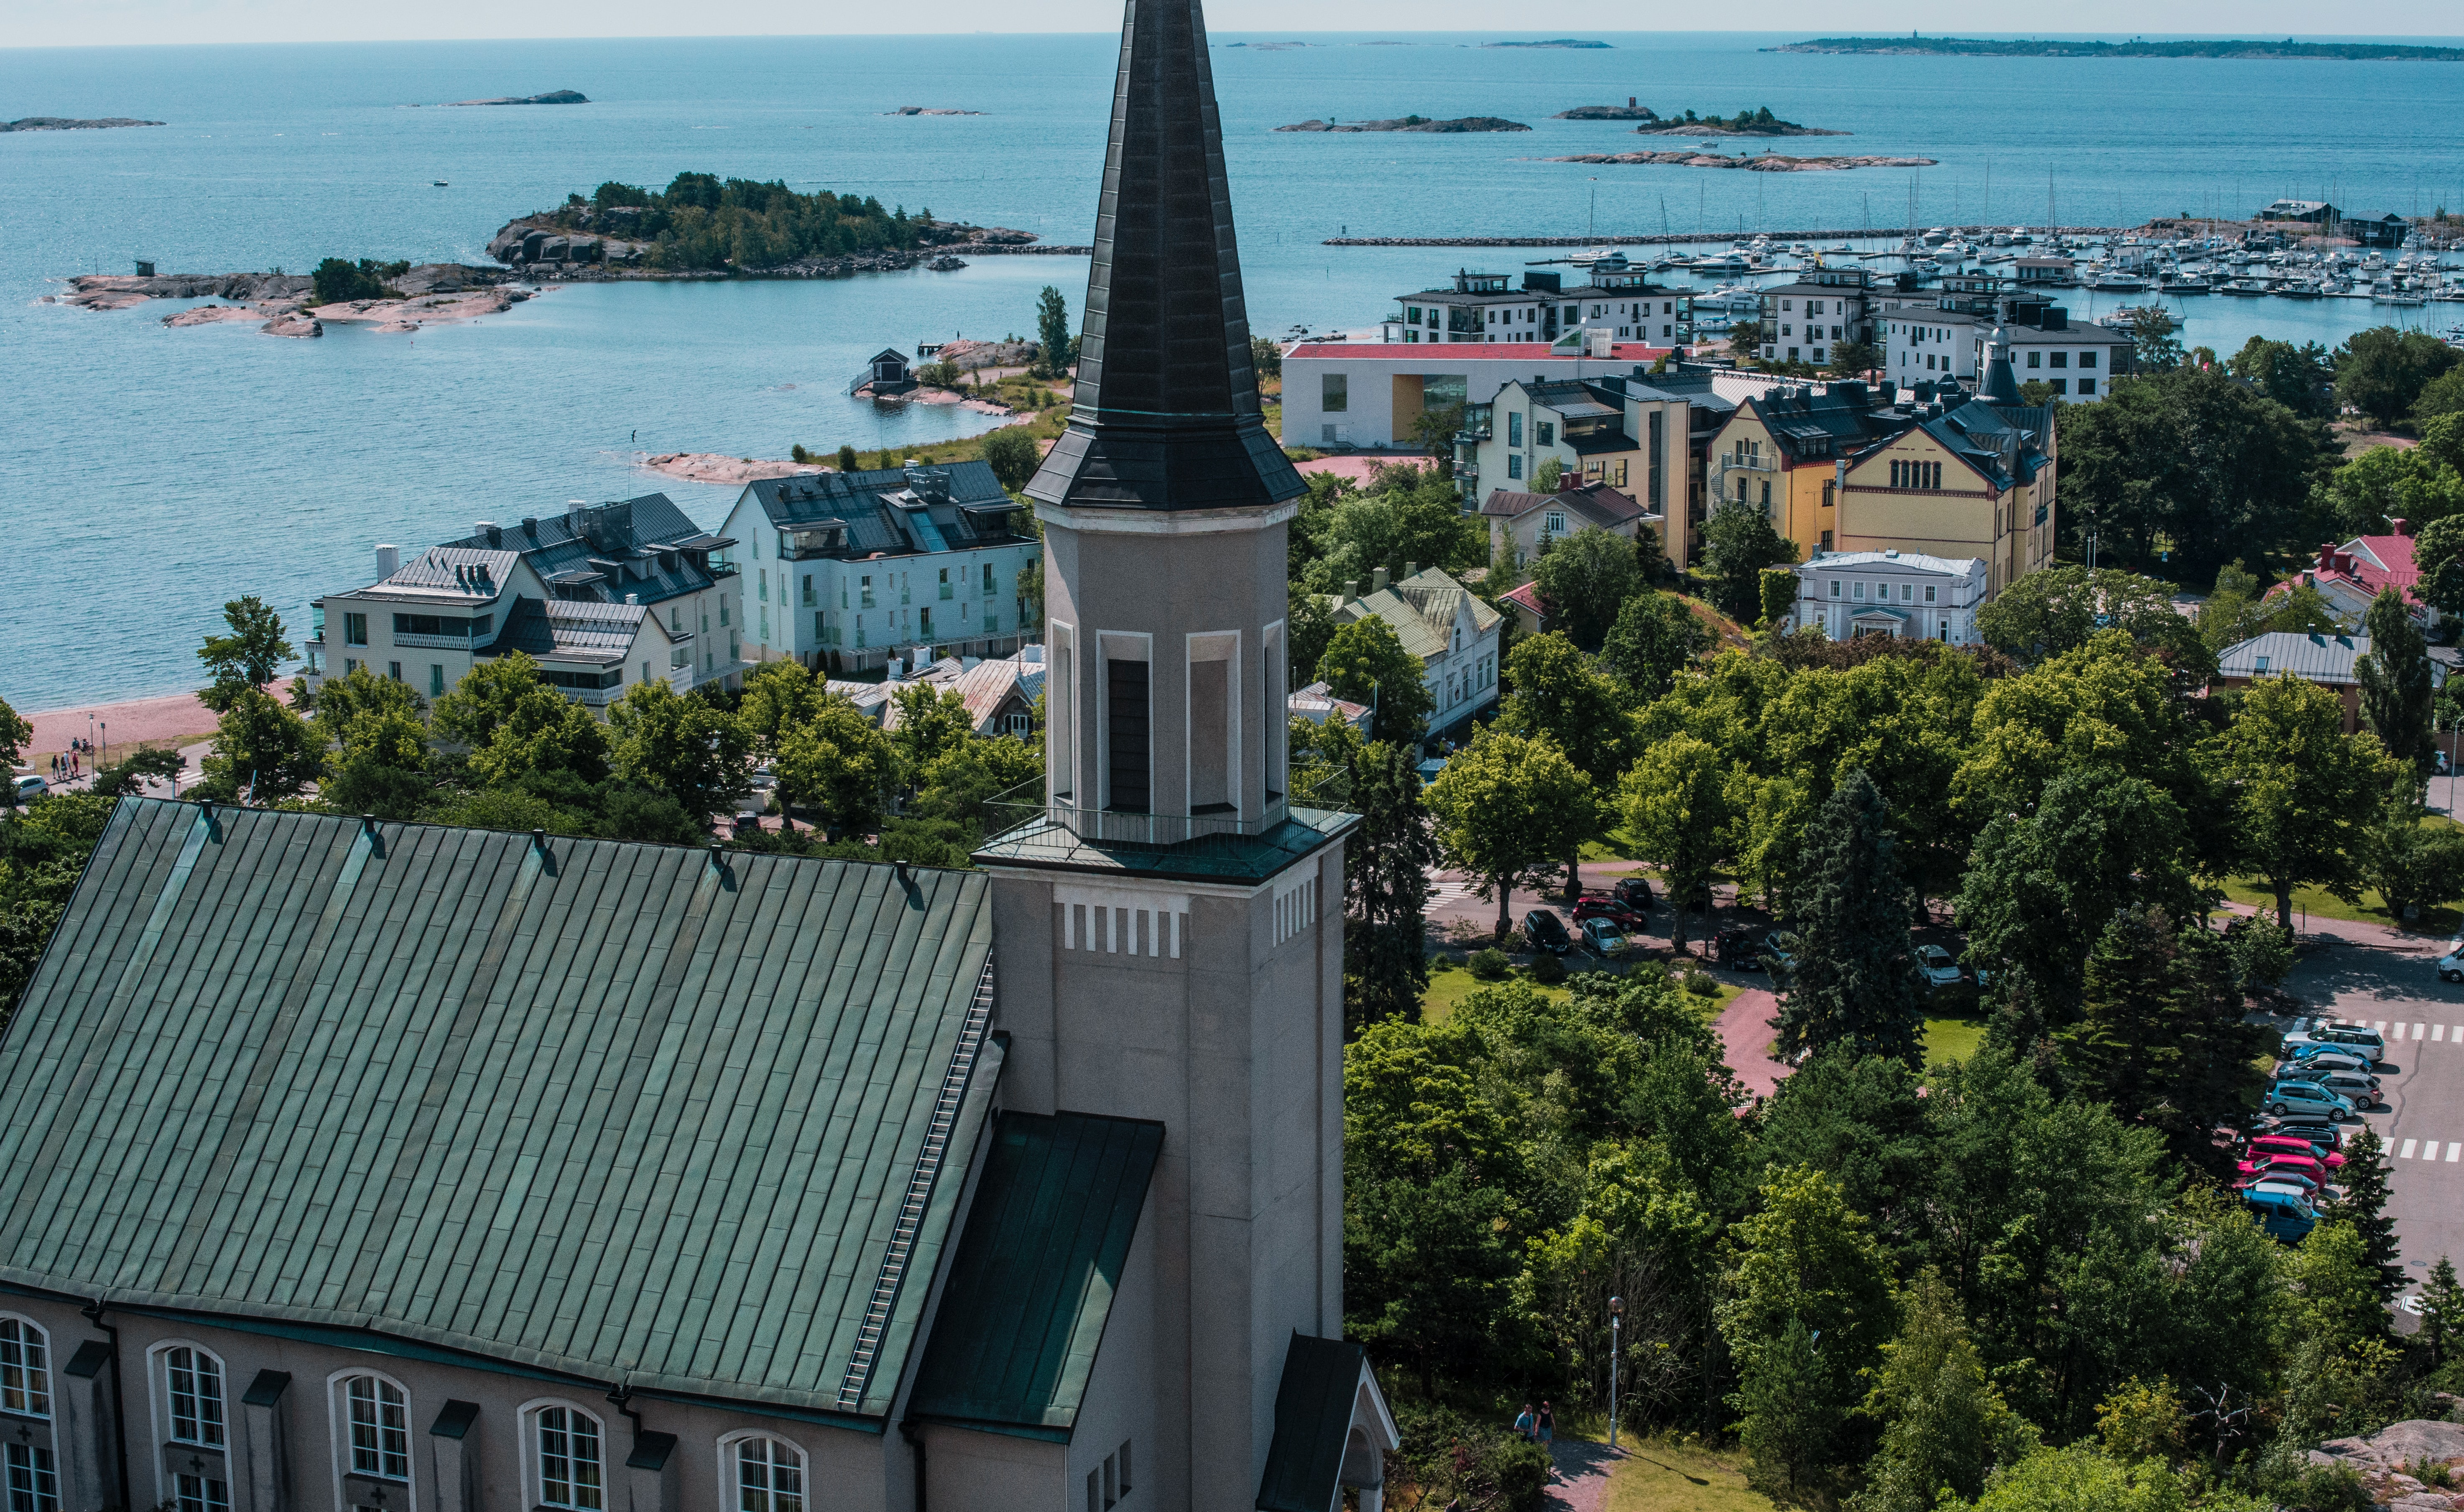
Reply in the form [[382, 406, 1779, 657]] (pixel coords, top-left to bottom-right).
[[2413, 511, 2464, 620], [1853, 1272, 2037, 1512], [1827, 339, 1875, 378], [2337, 325, 2462, 429], [888, 684, 977, 791], [1974, 562, 2211, 677], [837, 443, 860, 472], [2370, 790, 2464, 924], [1737, 1316, 1847, 1504], [1729, 319, 1768, 362], [1600, 592, 1709, 702], [0, 698, 30, 809], [1499, 633, 1637, 896], [2320, 1127, 2403, 1303], [608, 681, 752, 822], [1319, 468, 1480, 589], [1342, 742, 1439, 1028], [1033, 285, 1074, 377], [1318, 615, 1434, 746], [1954, 631, 2209, 823], [1287, 588, 1335, 692], [1532, 456, 1564, 492], [2321, 439, 2464, 537], [1346, 1165, 1520, 1399], [773, 694, 895, 840], [2421, 1254, 2461, 1368], [1757, 566, 1796, 630], [2357, 586, 2437, 778], [196, 594, 296, 712], [1249, 333, 1283, 382], [2118, 306, 2183, 374], [2417, 366, 2464, 426], [2194, 560, 2275, 654], [2204, 673, 2398, 928], [195, 687, 324, 803], [433, 657, 611, 790], [979, 426, 1041, 492], [1526, 527, 1643, 650], [737, 659, 833, 756], [89, 747, 187, 799], [1616, 733, 1737, 954], [2058, 908, 2266, 1173], [2227, 335, 2336, 420], [1426, 727, 1589, 940], [1700, 500, 1799, 623], [1407, 402, 1465, 469], [1771, 770, 1927, 1066], [1968, 1443, 2195, 1512], [306, 667, 434, 818]]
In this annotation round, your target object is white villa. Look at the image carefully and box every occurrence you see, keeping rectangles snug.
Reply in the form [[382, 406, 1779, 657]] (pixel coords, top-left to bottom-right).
[[1793, 549, 1990, 645]]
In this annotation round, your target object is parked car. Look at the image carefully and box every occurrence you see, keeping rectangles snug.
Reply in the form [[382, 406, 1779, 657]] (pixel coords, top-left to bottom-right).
[[2250, 1117, 2344, 1150], [2274, 1065, 2385, 1108], [1714, 927, 1767, 970], [2263, 1081, 2356, 1120], [2284, 1046, 2378, 1077], [12, 774, 45, 803], [1612, 877, 1655, 911], [2441, 950, 2464, 984], [1524, 909, 1574, 955], [2236, 1151, 2331, 1188], [1579, 918, 1629, 957], [1573, 894, 1646, 930], [1914, 943, 1963, 988], [2280, 1021, 2388, 1062], [2234, 1167, 2324, 1199], [2248, 1134, 2346, 1170], [2243, 1186, 2318, 1242]]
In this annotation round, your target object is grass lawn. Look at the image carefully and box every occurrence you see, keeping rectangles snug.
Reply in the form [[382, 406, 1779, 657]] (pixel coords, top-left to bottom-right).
[[1925, 1016, 1989, 1068], [1606, 1435, 1773, 1512], [1420, 958, 1730, 1025], [2213, 876, 2461, 939]]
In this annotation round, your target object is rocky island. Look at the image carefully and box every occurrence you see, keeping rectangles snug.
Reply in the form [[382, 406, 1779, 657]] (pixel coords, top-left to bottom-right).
[[1555, 104, 1661, 120], [1633, 107, 1846, 137], [1483, 39, 1608, 48], [1545, 150, 1933, 171], [1771, 36, 2464, 59], [885, 106, 986, 116], [4, 117, 165, 132], [438, 90, 587, 106], [56, 263, 534, 337], [1276, 115, 1530, 133]]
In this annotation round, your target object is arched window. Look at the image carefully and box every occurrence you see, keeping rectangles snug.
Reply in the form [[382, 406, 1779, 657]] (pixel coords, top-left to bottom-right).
[[336, 1372, 411, 1490], [727, 1436, 805, 1512], [0, 1317, 48, 1418], [163, 1347, 225, 1447], [529, 1404, 604, 1511]]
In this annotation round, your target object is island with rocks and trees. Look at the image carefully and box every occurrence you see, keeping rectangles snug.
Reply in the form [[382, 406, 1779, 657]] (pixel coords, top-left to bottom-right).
[[1632, 106, 1847, 137], [1482, 38, 1609, 48], [436, 89, 588, 105], [1547, 149, 1930, 171], [3, 117, 164, 131], [1277, 115, 1531, 133], [1773, 35, 2464, 59]]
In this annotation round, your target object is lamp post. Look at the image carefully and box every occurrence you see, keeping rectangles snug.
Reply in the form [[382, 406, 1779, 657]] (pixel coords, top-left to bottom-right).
[[1608, 1295, 1624, 1449]]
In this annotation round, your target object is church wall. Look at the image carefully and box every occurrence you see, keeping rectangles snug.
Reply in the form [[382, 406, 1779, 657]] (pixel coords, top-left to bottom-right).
[[918, 1425, 1066, 1509]]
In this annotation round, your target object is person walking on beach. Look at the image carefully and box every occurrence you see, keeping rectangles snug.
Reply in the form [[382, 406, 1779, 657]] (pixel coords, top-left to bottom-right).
[[1513, 1402, 1536, 1442]]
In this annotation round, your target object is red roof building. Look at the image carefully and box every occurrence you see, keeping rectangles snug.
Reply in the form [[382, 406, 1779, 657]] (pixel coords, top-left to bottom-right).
[[2265, 521, 2439, 630]]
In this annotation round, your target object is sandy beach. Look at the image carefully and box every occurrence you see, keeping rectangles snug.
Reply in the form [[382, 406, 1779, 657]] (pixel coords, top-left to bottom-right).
[[18, 691, 222, 763]]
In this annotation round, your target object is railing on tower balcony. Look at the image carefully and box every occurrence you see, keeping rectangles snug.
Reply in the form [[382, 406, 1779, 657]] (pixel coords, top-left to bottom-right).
[[979, 764, 1354, 851]]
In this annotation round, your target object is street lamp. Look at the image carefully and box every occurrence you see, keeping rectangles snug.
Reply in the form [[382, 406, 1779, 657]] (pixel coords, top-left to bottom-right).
[[1608, 1295, 1624, 1449]]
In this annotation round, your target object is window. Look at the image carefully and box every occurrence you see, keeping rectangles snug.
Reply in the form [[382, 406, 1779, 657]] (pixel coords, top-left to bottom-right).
[[1828, 579, 1841, 599], [173, 1475, 225, 1512], [1321, 373, 1348, 413], [816, 612, 826, 642], [758, 570, 768, 603], [1900, 584, 1914, 603], [385, 661, 401, 681], [2049, 351, 2069, 369], [1507, 412, 1523, 447], [1924, 585, 1939, 604], [164, 1346, 225, 1447], [2078, 350, 2099, 370], [2077, 378, 2096, 395], [1535, 421, 1554, 447], [343, 613, 367, 646], [0, 1319, 48, 1419], [5, 1443, 57, 1512], [2050, 380, 2068, 395], [860, 575, 875, 608], [429, 665, 445, 696], [801, 574, 814, 606], [1106, 658, 1150, 813], [731, 1437, 805, 1512], [1544, 511, 1567, 536], [341, 1374, 411, 1484], [2026, 351, 2041, 368], [938, 567, 953, 600], [532, 1405, 604, 1511], [1506, 454, 1522, 481], [720, 601, 731, 626]]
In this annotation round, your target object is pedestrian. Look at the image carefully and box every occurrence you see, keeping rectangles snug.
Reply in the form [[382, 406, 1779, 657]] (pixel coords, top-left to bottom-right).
[[1536, 1401, 1554, 1449], [1513, 1402, 1536, 1442]]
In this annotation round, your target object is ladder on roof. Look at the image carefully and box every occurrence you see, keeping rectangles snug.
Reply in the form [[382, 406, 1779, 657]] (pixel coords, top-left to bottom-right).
[[835, 957, 997, 1412]]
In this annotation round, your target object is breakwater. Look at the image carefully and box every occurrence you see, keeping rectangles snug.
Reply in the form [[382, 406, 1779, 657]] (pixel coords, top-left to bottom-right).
[[1324, 227, 2128, 247]]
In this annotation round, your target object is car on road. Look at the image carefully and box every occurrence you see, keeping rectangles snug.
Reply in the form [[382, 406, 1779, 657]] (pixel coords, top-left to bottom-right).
[[2281, 1021, 2389, 1063], [1579, 918, 1629, 957], [2247, 1133, 2346, 1170], [12, 775, 45, 803], [2283, 1046, 2379, 1077], [1714, 927, 1768, 970], [2442, 949, 2464, 984], [1573, 894, 1647, 930], [1914, 943, 1964, 987], [2273, 1066, 2385, 1109], [2264, 1081, 2356, 1120], [1524, 909, 1574, 956], [2244, 1186, 2318, 1242], [1612, 877, 1655, 911]]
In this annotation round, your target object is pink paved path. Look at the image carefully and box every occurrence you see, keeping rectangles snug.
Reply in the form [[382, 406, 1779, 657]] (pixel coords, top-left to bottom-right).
[[1712, 987, 1789, 1101], [21, 692, 220, 760], [1545, 1438, 1623, 1512], [1292, 453, 1428, 486]]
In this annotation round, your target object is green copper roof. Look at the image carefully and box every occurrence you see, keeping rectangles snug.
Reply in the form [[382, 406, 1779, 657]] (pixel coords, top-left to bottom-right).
[[0, 798, 998, 1422], [973, 807, 1356, 885], [907, 1112, 1162, 1439], [1256, 1334, 1373, 1512]]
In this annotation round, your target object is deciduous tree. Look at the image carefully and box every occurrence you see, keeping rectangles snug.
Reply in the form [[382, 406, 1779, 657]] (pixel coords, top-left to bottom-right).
[[1599, 591, 1709, 701], [1616, 732, 1737, 954], [608, 680, 752, 822], [1426, 727, 1589, 940], [1527, 526, 1643, 650], [1318, 614, 1435, 746], [2337, 324, 2462, 429], [1498, 633, 1637, 896], [2357, 585, 2437, 776], [774, 694, 895, 841], [1700, 500, 1799, 625], [197, 594, 296, 711], [2204, 673, 2398, 928], [0, 699, 31, 808], [1975, 563, 2211, 677]]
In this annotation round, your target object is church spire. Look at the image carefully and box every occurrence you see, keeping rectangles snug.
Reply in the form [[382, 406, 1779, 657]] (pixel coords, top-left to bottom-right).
[[1024, 0, 1302, 514]]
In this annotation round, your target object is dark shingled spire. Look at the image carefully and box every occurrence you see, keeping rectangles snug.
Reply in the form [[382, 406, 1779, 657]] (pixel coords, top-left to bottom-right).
[[1981, 325, 2022, 404], [1024, 0, 1302, 514]]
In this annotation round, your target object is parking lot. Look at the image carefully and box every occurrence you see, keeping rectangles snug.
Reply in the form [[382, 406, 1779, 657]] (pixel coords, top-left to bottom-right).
[[2278, 924, 2464, 1304]]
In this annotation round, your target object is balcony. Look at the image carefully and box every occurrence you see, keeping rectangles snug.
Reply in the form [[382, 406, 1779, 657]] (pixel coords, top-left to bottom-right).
[[977, 766, 1354, 854]]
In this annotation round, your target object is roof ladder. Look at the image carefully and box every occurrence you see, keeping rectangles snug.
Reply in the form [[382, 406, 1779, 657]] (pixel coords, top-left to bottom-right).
[[835, 958, 996, 1411]]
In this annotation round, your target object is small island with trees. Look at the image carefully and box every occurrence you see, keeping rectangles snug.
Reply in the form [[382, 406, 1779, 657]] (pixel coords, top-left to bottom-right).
[[3, 117, 164, 132], [1633, 106, 1847, 137], [1276, 115, 1532, 133], [1773, 35, 2464, 59]]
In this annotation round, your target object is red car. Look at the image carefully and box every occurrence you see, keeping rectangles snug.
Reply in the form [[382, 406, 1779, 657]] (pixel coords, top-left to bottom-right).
[[1573, 893, 1646, 930], [2237, 1151, 2331, 1188], [2248, 1134, 2345, 1170]]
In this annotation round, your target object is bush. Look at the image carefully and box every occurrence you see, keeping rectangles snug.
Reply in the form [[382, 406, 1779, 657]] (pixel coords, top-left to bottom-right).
[[1468, 947, 1512, 981], [981, 427, 1043, 492], [836, 444, 859, 472], [1527, 951, 1567, 985], [1388, 1402, 1553, 1512], [1682, 969, 1719, 997], [309, 257, 401, 305]]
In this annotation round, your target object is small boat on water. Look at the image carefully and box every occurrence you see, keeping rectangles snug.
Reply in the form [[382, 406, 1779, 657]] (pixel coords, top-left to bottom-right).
[[2091, 272, 2148, 292], [432, 180, 449, 186]]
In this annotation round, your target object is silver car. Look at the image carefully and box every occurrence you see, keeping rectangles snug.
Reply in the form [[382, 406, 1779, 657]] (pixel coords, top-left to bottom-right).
[[1914, 944, 1962, 987], [2274, 1067, 2383, 1110]]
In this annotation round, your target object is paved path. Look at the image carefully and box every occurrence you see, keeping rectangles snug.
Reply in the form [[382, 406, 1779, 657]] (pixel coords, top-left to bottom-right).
[[1712, 987, 1789, 1101], [21, 691, 222, 762], [1544, 1438, 1623, 1512]]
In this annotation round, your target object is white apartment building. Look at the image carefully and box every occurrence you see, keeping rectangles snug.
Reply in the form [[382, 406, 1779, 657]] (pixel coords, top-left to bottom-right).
[[1793, 549, 1990, 644], [1279, 339, 1671, 450]]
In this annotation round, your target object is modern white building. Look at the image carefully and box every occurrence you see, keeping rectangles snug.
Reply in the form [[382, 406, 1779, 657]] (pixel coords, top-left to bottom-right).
[[1278, 339, 1671, 450], [1875, 304, 2133, 400], [717, 460, 1041, 675], [1382, 257, 1691, 347], [1793, 548, 1990, 644], [1322, 566, 1503, 740]]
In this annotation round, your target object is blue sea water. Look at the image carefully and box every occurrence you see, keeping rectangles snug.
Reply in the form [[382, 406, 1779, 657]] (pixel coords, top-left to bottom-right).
[[5, 31, 2463, 711]]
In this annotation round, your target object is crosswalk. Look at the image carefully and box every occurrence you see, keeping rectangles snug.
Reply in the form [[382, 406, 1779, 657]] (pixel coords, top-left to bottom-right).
[[2393, 1138, 2464, 1163], [2341, 1019, 2464, 1041]]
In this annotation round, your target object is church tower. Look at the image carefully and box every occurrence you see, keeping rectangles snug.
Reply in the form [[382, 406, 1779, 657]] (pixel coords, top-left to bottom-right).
[[972, 0, 1375, 1506]]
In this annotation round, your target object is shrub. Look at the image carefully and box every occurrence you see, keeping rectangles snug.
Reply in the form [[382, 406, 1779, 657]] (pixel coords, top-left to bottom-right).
[[1388, 1402, 1553, 1512], [790, 444, 811, 463], [1682, 969, 1719, 997], [1527, 951, 1567, 985], [1468, 947, 1512, 981], [837, 444, 860, 472]]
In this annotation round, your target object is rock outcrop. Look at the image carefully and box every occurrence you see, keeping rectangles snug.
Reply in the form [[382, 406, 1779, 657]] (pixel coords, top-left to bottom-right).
[[439, 90, 587, 106], [261, 313, 323, 338], [3, 117, 165, 131], [1545, 150, 1934, 171], [886, 107, 986, 116], [1278, 116, 1531, 133], [2304, 1419, 2464, 1509], [66, 272, 313, 307], [482, 210, 1069, 278], [1634, 121, 1850, 137], [1556, 105, 1660, 120]]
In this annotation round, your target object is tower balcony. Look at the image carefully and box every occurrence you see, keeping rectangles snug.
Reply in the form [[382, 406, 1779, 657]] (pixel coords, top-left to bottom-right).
[[974, 769, 1357, 879]]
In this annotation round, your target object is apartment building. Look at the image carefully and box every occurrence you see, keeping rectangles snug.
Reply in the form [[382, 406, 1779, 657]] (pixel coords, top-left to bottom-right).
[[1757, 265, 1876, 366], [717, 461, 1041, 675], [1279, 339, 1669, 450], [1704, 381, 1919, 560], [1873, 273, 2133, 399]]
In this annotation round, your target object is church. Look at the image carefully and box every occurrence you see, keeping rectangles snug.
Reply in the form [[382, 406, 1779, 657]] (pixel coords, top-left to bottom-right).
[[0, 1, 1397, 1509]]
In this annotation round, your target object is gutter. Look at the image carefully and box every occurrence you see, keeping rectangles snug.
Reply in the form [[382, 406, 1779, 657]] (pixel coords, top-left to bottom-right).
[[80, 1301, 132, 1512]]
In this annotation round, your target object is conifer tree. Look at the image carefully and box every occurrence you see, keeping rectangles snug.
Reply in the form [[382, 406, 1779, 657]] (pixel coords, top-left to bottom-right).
[[2423, 1254, 2461, 1368], [2321, 1125, 2404, 1303], [1342, 739, 1439, 1029], [1771, 770, 1927, 1066], [2357, 584, 2436, 779], [2059, 907, 2266, 1175]]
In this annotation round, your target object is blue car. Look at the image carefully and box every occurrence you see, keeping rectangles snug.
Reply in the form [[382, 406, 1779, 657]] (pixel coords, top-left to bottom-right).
[[2244, 1185, 2318, 1242], [2262, 1080, 2356, 1121]]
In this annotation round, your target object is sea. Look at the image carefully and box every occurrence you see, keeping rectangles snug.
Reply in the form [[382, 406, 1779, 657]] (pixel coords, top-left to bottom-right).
[[6, 31, 2464, 712]]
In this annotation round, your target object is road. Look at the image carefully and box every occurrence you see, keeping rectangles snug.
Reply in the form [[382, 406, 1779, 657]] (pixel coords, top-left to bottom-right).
[[2276, 918, 2464, 1307]]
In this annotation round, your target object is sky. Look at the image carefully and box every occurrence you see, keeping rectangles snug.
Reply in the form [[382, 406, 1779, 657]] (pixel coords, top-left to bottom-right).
[[2, 3, 2459, 51]]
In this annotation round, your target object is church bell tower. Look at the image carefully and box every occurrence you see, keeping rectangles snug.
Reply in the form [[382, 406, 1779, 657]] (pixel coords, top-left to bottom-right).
[[970, 0, 1372, 1505]]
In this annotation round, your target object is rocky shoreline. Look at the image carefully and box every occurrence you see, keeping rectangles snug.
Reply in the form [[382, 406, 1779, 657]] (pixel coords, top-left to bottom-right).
[[4, 116, 165, 132], [1276, 116, 1530, 133], [1631, 122, 1850, 137], [54, 264, 536, 337], [1544, 150, 1934, 171], [484, 209, 1084, 278]]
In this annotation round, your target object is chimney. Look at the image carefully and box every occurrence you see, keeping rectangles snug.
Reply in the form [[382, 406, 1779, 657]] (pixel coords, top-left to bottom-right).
[[477, 520, 502, 546], [2319, 543, 2337, 572], [1628, 96, 1636, 107], [2394, 518, 2414, 537], [1371, 566, 1389, 593], [374, 543, 400, 580], [1404, 561, 1418, 581], [1342, 579, 1359, 604], [625, 592, 639, 605]]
